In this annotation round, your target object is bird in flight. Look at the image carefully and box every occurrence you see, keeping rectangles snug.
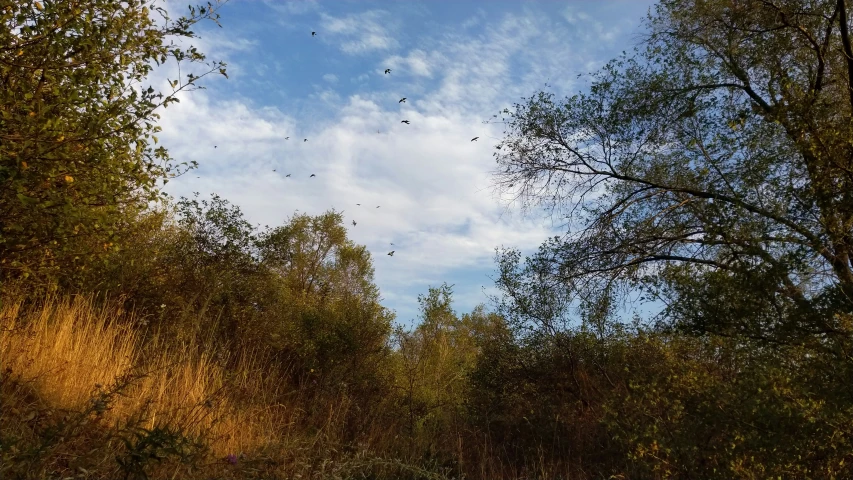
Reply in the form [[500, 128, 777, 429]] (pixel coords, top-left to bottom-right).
[[214, 145, 217, 149], [401, 120, 410, 124], [399, 97, 406, 103], [387, 251, 395, 256], [385, 68, 391, 74], [352, 220, 357, 226], [310, 174, 316, 177], [312, 31, 316, 36], [356, 203, 361, 206], [304, 138, 308, 142], [471, 137, 479, 141], [285, 137, 289, 140], [286, 174, 291, 177], [376, 206, 380, 208], [273, 169, 277, 172]]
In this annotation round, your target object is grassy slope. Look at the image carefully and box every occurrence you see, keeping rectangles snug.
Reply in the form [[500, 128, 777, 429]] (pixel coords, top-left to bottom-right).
[[0, 297, 445, 480]]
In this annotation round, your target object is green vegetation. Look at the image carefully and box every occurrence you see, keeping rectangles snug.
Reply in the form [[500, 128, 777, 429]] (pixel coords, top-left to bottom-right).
[[2, 0, 852, 478]]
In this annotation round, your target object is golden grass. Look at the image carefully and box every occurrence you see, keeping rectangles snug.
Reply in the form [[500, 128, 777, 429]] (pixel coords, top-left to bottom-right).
[[0, 296, 291, 456]]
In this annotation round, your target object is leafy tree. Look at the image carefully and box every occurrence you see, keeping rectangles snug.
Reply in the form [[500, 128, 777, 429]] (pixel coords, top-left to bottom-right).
[[259, 210, 378, 303], [394, 284, 508, 462], [0, 0, 227, 290], [493, 0, 853, 347], [256, 210, 393, 382]]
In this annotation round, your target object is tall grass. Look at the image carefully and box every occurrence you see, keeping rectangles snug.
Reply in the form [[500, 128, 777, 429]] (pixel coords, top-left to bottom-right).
[[1, 296, 455, 480], [0, 296, 288, 456]]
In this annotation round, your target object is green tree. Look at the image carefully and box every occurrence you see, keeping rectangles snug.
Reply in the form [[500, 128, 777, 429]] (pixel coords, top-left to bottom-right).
[[259, 210, 378, 303], [394, 284, 508, 463], [257, 210, 393, 384], [0, 0, 227, 291], [493, 0, 853, 347]]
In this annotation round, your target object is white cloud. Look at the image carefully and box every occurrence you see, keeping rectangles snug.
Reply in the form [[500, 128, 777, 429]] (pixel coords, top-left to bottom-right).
[[563, 5, 630, 44], [263, 0, 321, 17], [461, 11, 486, 30], [382, 49, 441, 78], [320, 10, 399, 55], [154, 2, 650, 320], [351, 73, 370, 83]]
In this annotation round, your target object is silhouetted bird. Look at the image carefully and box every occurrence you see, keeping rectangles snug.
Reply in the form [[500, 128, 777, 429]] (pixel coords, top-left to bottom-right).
[[471, 137, 479, 141], [352, 220, 357, 226], [356, 203, 361, 206], [376, 206, 380, 208], [387, 251, 395, 256], [385, 68, 391, 74], [401, 120, 410, 124], [214, 145, 217, 148], [310, 174, 316, 177], [286, 174, 291, 177], [285, 137, 289, 140], [312, 31, 316, 36], [273, 169, 277, 172], [399, 97, 406, 103]]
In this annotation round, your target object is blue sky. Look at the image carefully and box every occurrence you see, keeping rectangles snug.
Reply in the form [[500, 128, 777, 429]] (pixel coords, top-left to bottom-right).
[[156, 0, 656, 324]]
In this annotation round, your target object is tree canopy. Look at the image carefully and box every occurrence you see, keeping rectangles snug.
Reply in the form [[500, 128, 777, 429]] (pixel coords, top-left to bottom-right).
[[0, 0, 227, 289], [493, 0, 853, 347]]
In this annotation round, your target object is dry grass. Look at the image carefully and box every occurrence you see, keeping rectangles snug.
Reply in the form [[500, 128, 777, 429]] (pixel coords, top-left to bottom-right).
[[0, 296, 462, 479], [0, 296, 289, 456]]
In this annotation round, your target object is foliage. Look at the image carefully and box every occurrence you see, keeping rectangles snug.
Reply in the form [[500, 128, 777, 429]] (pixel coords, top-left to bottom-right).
[[394, 284, 507, 460], [492, 0, 853, 347], [0, 296, 456, 480], [467, 320, 853, 479], [257, 208, 394, 385], [0, 0, 227, 290]]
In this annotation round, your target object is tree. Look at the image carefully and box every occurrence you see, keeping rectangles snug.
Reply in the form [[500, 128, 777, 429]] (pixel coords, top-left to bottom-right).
[[0, 0, 228, 290], [393, 284, 509, 461], [258, 210, 378, 303], [257, 210, 393, 383], [493, 0, 853, 348]]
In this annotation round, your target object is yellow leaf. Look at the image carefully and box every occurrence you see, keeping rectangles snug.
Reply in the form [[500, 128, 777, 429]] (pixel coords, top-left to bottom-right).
[[21, 161, 28, 169], [57, 135, 65, 142], [64, 175, 74, 183], [29, 111, 36, 116], [17, 50, 23, 56], [35, 2, 43, 11]]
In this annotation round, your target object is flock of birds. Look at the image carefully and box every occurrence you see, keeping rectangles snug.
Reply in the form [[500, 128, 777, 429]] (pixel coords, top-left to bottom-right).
[[207, 29, 483, 259]]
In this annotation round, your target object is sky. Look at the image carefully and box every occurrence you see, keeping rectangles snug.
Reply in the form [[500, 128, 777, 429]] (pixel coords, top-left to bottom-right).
[[155, 0, 657, 325]]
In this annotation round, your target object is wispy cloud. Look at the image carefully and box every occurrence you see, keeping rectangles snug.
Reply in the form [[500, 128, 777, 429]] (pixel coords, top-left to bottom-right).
[[263, 0, 321, 17], [382, 49, 442, 78], [320, 10, 399, 55], [155, 1, 651, 321]]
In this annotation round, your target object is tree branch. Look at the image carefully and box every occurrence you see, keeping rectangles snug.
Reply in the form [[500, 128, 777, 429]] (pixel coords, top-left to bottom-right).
[[838, 0, 853, 111]]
